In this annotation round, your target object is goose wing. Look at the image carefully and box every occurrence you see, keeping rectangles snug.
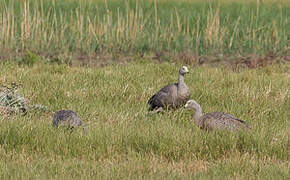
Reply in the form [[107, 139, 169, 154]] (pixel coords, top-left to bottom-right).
[[201, 112, 251, 131], [148, 83, 177, 110]]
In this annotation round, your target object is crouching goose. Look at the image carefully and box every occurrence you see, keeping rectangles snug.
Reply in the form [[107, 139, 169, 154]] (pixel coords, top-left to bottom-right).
[[52, 110, 83, 128], [185, 100, 252, 131]]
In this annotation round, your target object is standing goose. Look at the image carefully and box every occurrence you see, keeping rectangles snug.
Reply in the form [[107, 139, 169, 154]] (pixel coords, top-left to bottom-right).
[[52, 110, 83, 128], [148, 66, 190, 112], [185, 100, 251, 131]]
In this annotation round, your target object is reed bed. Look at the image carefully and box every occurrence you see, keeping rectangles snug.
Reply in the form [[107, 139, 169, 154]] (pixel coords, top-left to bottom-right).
[[0, 0, 289, 60]]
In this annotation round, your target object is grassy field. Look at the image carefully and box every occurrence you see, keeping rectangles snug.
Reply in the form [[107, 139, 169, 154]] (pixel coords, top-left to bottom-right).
[[0, 0, 289, 61], [0, 0, 289, 179], [0, 60, 289, 179]]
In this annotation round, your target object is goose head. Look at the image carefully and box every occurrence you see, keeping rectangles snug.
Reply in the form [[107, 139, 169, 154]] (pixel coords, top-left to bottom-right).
[[179, 66, 189, 75], [185, 99, 199, 109]]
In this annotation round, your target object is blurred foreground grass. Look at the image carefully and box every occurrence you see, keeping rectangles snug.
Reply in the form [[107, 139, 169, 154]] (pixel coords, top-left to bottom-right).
[[1, 0, 289, 60]]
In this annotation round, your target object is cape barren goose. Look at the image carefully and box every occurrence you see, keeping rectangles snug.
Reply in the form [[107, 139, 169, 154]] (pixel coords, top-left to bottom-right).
[[148, 66, 191, 112], [185, 100, 251, 131], [52, 110, 83, 128]]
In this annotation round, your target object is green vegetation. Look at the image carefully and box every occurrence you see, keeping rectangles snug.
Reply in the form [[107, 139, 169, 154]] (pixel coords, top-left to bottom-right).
[[0, 0, 289, 179], [0, 84, 29, 115], [0, 0, 289, 61], [0, 83, 48, 115], [0, 60, 289, 179]]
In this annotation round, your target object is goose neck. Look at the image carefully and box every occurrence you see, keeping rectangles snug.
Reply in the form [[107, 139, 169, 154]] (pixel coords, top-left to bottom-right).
[[178, 73, 185, 90], [193, 104, 203, 127]]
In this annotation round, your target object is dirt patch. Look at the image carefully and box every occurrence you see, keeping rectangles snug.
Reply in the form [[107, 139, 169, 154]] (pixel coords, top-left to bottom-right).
[[0, 50, 289, 69], [147, 50, 289, 70], [176, 52, 289, 71], [231, 52, 288, 70]]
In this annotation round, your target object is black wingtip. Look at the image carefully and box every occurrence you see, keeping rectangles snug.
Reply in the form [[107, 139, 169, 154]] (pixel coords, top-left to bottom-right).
[[147, 94, 155, 104]]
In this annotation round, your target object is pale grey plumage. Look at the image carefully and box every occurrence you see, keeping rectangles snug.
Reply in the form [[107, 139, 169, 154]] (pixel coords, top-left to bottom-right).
[[148, 66, 191, 111], [52, 110, 83, 128], [185, 100, 251, 131]]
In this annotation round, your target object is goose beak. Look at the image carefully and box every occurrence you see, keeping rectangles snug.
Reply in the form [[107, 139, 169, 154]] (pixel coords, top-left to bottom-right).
[[184, 103, 188, 108]]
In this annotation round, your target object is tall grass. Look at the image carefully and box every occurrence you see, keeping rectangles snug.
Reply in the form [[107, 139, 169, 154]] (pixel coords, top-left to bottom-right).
[[0, 0, 289, 59]]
